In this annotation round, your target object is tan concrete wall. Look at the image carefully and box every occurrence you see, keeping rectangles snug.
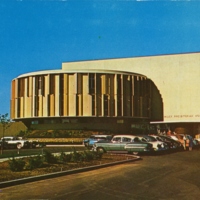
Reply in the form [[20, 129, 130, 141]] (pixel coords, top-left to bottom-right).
[[62, 53, 200, 123]]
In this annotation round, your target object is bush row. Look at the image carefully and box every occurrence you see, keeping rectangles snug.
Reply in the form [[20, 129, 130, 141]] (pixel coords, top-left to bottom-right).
[[17, 130, 104, 138], [8, 149, 103, 172], [27, 138, 84, 144]]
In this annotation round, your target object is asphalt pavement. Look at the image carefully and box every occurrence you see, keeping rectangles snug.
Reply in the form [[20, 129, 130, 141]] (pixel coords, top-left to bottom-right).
[[1, 149, 200, 199]]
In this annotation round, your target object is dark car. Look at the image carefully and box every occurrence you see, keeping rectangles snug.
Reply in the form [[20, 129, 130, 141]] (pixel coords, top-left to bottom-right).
[[159, 135, 183, 150]]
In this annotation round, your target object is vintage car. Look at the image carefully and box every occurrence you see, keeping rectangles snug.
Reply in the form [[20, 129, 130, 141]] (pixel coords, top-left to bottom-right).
[[167, 134, 199, 150], [149, 134, 182, 150], [0, 136, 38, 149], [150, 135, 172, 149], [92, 135, 154, 155], [83, 135, 112, 148], [158, 135, 183, 150], [131, 135, 169, 151]]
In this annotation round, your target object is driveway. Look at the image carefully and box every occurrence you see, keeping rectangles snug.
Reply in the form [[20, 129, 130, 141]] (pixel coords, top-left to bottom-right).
[[1, 150, 200, 199]]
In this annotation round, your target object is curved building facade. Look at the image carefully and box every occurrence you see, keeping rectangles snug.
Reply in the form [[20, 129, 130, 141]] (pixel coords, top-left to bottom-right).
[[10, 67, 163, 133]]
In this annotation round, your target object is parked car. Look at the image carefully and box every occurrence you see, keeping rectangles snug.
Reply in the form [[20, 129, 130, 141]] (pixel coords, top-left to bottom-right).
[[166, 134, 200, 150], [172, 134, 189, 148], [131, 135, 168, 151], [0, 136, 39, 149], [92, 135, 154, 155], [168, 134, 198, 150], [158, 135, 183, 150], [150, 135, 173, 149], [83, 135, 112, 148], [150, 134, 184, 150], [167, 135, 180, 142]]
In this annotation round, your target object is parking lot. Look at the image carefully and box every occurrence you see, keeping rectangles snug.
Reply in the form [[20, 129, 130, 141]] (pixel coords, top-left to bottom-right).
[[1, 149, 200, 199]]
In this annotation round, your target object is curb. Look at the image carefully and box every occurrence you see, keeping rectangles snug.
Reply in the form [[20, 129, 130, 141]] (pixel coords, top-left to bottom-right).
[[0, 155, 141, 188]]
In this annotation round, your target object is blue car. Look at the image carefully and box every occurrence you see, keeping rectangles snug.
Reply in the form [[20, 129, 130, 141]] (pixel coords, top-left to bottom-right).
[[83, 135, 112, 148]]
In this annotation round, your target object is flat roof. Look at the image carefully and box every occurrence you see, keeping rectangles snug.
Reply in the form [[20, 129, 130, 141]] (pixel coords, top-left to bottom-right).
[[15, 68, 146, 79]]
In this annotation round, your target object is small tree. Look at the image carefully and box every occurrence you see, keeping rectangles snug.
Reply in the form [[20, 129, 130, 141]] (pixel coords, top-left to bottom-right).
[[8, 157, 26, 172], [26, 155, 44, 170], [0, 113, 11, 155]]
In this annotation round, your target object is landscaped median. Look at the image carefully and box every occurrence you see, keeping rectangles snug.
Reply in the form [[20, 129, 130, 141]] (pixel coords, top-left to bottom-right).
[[0, 150, 141, 189]]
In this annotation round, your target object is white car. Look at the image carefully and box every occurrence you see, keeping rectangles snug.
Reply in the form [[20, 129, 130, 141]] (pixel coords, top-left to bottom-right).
[[1, 136, 30, 149], [150, 135, 172, 149], [167, 135, 179, 141], [132, 135, 168, 151]]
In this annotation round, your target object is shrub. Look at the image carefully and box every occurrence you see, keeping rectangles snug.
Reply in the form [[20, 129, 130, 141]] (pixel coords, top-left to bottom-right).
[[59, 152, 72, 163], [95, 151, 103, 159], [43, 150, 58, 164], [70, 148, 83, 162], [83, 150, 103, 161], [26, 155, 44, 170], [83, 151, 94, 161], [71, 152, 83, 162], [8, 157, 26, 172]]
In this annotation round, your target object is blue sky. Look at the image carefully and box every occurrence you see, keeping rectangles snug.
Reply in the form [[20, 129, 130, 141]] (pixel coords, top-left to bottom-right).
[[1, 0, 200, 116]]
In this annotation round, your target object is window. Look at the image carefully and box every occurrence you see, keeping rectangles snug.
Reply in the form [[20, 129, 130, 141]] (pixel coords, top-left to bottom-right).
[[34, 96, 39, 116], [89, 73, 95, 94], [112, 137, 121, 142], [18, 78, 25, 97], [35, 76, 44, 96], [92, 95, 95, 116], [117, 75, 122, 116], [104, 95, 108, 116], [122, 137, 131, 142], [134, 137, 139, 142], [50, 74, 55, 95], [38, 76, 44, 95], [117, 120, 124, 124], [59, 74, 64, 116], [31, 120, 39, 125]]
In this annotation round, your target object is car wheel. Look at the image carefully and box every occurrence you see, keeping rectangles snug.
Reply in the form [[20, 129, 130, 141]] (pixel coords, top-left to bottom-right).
[[17, 143, 22, 149], [32, 143, 36, 148], [97, 147, 105, 153]]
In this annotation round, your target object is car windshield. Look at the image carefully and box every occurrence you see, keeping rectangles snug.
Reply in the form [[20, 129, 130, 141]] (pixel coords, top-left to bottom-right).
[[4, 138, 12, 141], [143, 136, 156, 142], [160, 136, 168, 141], [156, 137, 163, 142]]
